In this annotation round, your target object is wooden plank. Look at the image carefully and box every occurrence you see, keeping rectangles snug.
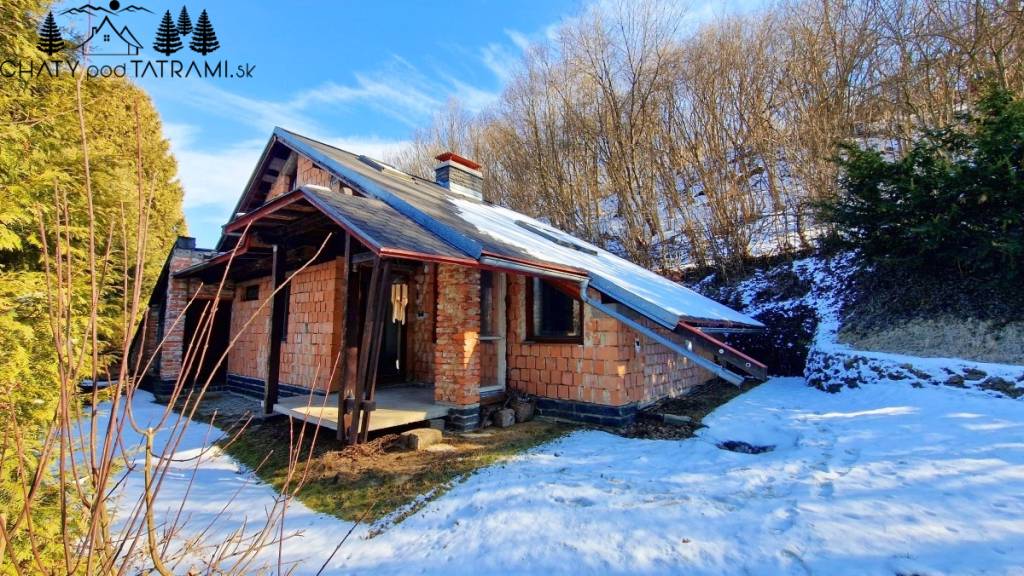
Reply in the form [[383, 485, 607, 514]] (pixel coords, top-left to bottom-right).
[[677, 322, 768, 381], [263, 243, 287, 414], [335, 234, 351, 442], [359, 260, 391, 442], [348, 257, 381, 444]]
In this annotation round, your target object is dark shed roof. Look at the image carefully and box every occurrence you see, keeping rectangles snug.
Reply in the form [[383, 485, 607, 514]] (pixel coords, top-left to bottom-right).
[[301, 186, 474, 264]]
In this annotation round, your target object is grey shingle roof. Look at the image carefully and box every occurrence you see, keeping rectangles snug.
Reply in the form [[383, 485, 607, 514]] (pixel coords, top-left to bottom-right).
[[272, 128, 762, 329]]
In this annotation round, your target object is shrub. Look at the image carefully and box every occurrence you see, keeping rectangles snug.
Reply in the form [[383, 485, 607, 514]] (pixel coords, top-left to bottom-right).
[[821, 87, 1024, 281]]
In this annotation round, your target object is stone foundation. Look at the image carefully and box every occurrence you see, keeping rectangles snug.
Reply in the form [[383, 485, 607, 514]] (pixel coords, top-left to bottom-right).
[[535, 397, 638, 426]]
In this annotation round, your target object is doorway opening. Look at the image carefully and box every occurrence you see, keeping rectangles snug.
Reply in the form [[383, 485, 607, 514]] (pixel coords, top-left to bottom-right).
[[182, 299, 231, 388]]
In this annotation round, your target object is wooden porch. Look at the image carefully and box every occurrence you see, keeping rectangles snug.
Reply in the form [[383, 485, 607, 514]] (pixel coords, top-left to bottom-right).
[[272, 385, 450, 433]]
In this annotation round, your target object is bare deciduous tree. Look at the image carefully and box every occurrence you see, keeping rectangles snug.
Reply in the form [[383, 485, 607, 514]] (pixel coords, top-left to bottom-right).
[[391, 0, 1023, 277]]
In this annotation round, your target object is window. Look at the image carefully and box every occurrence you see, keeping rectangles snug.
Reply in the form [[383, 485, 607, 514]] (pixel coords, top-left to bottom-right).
[[242, 284, 259, 301], [480, 270, 494, 336], [526, 277, 583, 343]]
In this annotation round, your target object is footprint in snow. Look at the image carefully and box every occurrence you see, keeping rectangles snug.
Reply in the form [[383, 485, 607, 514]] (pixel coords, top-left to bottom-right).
[[552, 495, 596, 507]]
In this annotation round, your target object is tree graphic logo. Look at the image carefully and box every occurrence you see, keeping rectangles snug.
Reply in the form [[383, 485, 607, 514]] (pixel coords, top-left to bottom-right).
[[152, 10, 183, 56], [37, 11, 65, 56], [177, 7, 193, 36], [189, 10, 220, 56]]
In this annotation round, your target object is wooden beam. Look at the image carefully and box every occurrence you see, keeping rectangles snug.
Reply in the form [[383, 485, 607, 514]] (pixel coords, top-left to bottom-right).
[[348, 257, 382, 444], [677, 322, 768, 381], [359, 259, 391, 442], [263, 243, 287, 414], [351, 252, 377, 267], [336, 233, 352, 443]]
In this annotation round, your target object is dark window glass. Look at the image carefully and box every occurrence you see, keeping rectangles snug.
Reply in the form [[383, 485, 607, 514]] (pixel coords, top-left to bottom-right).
[[243, 284, 259, 301], [480, 270, 494, 336], [528, 278, 582, 342]]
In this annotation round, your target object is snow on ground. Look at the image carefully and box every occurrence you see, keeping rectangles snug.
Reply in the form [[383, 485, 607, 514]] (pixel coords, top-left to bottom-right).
[[93, 391, 350, 574], [103, 380, 1024, 575], [792, 255, 1024, 389], [722, 252, 1024, 389]]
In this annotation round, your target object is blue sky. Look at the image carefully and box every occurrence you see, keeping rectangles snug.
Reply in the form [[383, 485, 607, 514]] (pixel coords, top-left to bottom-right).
[[55, 0, 764, 247]]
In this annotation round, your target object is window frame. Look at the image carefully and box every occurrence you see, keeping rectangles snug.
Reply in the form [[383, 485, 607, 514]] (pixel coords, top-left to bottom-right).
[[242, 284, 260, 302], [525, 277, 584, 344]]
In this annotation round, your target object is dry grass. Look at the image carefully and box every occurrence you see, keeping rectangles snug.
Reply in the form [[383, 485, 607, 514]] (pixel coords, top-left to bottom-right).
[[840, 317, 1024, 365], [220, 418, 573, 523]]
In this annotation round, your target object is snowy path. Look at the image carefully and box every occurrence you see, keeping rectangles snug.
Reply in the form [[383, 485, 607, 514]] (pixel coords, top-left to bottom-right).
[[106, 379, 1024, 575]]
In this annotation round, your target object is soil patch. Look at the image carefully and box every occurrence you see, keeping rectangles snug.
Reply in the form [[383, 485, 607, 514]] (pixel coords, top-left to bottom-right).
[[620, 379, 762, 440]]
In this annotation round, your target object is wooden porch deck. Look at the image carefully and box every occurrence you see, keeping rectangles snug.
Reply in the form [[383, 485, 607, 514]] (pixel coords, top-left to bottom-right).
[[272, 385, 449, 432]]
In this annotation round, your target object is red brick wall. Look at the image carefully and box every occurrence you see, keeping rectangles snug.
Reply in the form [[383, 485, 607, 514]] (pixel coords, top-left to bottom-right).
[[406, 264, 435, 383], [637, 316, 709, 403], [137, 306, 161, 377], [297, 156, 332, 188], [506, 275, 711, 407], [279, 260, 344, 392], [157, 249, 223, 382], [227, 277, 271, 381], [266, 160, 292, 202], [226, 258, 346, 392], [266, 155, 343, 203], [433, 263, 480, 406]]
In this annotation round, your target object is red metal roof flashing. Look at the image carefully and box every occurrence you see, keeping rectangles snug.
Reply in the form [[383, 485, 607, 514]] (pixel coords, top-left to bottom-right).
[[434, 151, 482, 171]]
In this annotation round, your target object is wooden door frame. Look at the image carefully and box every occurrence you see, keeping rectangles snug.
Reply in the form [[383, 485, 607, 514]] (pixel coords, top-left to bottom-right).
[[479, 271, 507, 394]]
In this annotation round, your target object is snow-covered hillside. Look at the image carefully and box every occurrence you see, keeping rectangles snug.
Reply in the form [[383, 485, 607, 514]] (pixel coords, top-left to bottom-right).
[[699, 252, 1024, 396]]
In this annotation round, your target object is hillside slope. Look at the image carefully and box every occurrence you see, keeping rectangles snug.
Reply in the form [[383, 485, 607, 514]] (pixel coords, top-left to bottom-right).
[[695, 253, 1024, 397]]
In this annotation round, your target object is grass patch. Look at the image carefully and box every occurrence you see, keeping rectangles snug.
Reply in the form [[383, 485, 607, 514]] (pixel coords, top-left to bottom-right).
[[219, 418, 573, 523]]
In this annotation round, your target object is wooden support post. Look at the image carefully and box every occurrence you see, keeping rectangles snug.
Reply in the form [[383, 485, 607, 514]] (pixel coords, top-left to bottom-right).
[[336, 234, 352, 442], [264, 243, 287, 414], [348, 257, 381, 444], [358, 260, 391, 442]]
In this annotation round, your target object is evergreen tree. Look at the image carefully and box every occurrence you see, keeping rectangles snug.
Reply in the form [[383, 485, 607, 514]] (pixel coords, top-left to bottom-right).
[[822, 87, 1024, 280], [177, 6, 192, 36], [2, 2, 186, 571], [152, 10, 182, 56], [189, 9, 220, 56], [35, 11, 63, 56]]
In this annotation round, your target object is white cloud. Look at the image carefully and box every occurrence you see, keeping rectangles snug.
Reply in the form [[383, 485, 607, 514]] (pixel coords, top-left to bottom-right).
[[322, 136, 411, 161], [505, 29, 533, 53], [166, 122, 409, 227], [155, 53, 497, 139], [165, 122, 265, 212], [168, 122, 411, 246], [481, 42, 518, 82]]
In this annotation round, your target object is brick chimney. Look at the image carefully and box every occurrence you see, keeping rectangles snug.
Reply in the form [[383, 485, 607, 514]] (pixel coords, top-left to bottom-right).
[[434, 152, 483, 200]]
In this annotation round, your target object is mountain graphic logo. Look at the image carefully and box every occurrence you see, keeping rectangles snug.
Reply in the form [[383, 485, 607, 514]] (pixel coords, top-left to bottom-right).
[[60, 1, 152, 16]]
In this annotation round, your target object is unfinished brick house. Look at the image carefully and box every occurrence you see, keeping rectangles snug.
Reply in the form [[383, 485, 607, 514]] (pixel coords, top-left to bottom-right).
[[133, 128, 766, 443]]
